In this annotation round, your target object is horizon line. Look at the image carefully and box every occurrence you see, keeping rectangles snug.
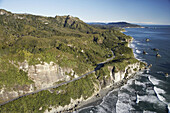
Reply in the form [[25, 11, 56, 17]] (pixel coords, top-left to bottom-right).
[[1, 8, 170, 26]]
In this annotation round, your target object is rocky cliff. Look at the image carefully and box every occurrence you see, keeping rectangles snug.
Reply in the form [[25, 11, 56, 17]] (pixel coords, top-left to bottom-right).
[[19, 61, 76, 89], [43, 62, 142, 112], [0, 61, 77, 103], [111, 62, 140, 83], [0, 9, 144, 113]]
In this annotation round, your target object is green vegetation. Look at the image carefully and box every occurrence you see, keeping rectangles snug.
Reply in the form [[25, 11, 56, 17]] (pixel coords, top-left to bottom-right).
[[106, 58, 139, 72], [89, 22, 141, 29], [0, 9, 143, 112], [95, 66, 110, 81], [0, 73, 97, 113], [0, 59, 33, 90]]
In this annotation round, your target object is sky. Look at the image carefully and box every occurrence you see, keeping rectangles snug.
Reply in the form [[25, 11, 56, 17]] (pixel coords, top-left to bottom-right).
[[0, 0, 170, 25]]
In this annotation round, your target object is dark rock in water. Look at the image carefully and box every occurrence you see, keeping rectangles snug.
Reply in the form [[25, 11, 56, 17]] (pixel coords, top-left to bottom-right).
[[143, 51, 147, 54], [148, 64, 152, 68], [153, 48, 159, 51], [156, 52, 161, 57], [165, 73, 168, 77], [146, 38, 150, 42]]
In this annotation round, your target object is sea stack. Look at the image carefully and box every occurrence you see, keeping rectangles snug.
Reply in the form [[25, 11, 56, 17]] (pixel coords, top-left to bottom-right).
[[153, 48, 159, 51], [156, 52, 161, 57], [165, 73, 168, 77], [148, 64, 152, 68], [146, 38, 150, 42], [143, 50, 147, 54]]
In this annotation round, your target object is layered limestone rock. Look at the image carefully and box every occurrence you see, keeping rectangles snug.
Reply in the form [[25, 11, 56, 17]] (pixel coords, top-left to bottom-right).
[[110, 62, 140, 83], [27, 62, 71, 89], [44, 96, 84, 113], [44, 62, 142, 112], [0, 84, 34, 103], [0, 61, 76, 103], [19, 61, 76, 89], [44, 85, 100, 113]]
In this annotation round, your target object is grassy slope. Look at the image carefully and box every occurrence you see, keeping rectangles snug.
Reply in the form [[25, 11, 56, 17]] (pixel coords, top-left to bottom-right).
[[0, 9, 139, 112]]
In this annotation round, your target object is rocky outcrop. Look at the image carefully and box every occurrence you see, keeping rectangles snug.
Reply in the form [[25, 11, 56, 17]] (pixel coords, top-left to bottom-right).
[[44, 88, 100, 113], [156, 52, 161, 57], [28, 62, 71, 89], [146, 38, 150, 42], [0, 84, 34, 103], [153, 48, 159, 51], [44, 96, 84, 113], [0, 61, 77, 103], [0, 9, 11, 15], [44, 62, 142, 112], [110, 62, 140, 83], [143, 50, 147, 55], [18, 61, 77, 89]]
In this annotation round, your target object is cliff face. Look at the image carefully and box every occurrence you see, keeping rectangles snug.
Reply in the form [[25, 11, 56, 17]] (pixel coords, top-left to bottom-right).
[[111, 62, 140, 83], [19, 61, 74, 89], [44, 62, 142, 112], [0, 61, 141, 111], [0, 84, 34, 103], [0, 61, 76, 103], [0, 57, 142, 112], [0, 9, 143, 112]]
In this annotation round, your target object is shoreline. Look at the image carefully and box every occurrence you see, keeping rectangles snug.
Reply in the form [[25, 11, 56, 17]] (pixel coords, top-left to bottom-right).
[[75, 70, 145, 112], [74, 36, 147, 112]]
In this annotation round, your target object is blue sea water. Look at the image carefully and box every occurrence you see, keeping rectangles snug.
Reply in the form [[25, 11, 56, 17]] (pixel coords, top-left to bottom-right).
[[77, 25, 170, 113]]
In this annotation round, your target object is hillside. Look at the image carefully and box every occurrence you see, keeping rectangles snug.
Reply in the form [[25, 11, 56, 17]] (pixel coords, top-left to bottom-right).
[[0, 9, 145, 112], [88, 22, 142, 30], [108, 22, 141, 28]]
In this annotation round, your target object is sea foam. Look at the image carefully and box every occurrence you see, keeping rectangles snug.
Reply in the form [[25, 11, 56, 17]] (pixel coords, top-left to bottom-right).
[[153, 87, 166, 103], [148, 76, 160, 85], [136, 49, 141, 53], [136, 94, 140, 104], [168, 104, 170, 113]]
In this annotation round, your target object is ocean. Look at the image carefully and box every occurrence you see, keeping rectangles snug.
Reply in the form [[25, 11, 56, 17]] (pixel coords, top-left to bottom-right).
[[77, 25, 170, 113]]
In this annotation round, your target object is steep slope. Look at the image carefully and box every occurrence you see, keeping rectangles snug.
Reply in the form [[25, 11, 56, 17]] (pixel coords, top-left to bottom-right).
[[0, 9, 145, 112]]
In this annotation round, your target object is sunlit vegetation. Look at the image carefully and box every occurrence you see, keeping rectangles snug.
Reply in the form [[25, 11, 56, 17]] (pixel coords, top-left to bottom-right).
[[0, 9, 140, 112], [0, 73, 97, 113]]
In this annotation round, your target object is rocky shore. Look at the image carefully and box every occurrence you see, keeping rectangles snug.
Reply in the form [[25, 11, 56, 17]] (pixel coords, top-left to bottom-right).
[[75, 70, 145, 112], [48, 61, 145, 113], [47, 38, 147, 113]]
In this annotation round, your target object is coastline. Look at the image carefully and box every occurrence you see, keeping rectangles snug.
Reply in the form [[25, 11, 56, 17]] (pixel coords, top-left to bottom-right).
[[75, 70, 145, 112], [74, 26, 170, 113], [74, 37, 146, 112]]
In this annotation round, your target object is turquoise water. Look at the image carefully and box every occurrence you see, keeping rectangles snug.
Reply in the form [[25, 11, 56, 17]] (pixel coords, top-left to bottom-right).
[[77, 25, 170, 113]]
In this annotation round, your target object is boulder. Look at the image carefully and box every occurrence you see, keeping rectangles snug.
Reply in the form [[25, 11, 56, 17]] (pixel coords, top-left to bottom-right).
[[165, 73, 168, 77], [156, 52, 161, 57], [143, 51, 147, 55], [146, 38, 150, 42], [153, 48, 159, 51], [148, 64, 152, 68]]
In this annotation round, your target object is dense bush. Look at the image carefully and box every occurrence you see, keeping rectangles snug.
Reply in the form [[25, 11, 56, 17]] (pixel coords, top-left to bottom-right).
[[0, 9, 139, 112]]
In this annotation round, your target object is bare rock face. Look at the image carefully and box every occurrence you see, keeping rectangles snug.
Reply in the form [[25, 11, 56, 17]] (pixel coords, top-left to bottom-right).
[[44, 96, 84, 113], [110, 63, 140, 83], [19, 61, 74, 89], [0, 9, 11, 15], [0, 84, 34, 103], [42, 63, 142, 112], [0, 61, 75, 103]]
